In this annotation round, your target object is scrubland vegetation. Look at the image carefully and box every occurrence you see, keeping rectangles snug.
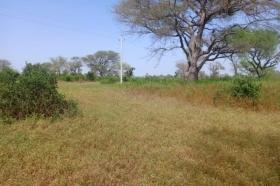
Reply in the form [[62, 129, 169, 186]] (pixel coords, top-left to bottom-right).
[[122, 75, 280, 112], [0, 60, 279, 185], [0, 81, 279, 185], [1, 42, 280, 186], [0, 64, 77, 123], [1, 0, 280, 185]]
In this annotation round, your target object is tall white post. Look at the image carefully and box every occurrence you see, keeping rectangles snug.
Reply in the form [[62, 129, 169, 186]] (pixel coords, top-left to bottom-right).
[[120, 35, 124, 84]]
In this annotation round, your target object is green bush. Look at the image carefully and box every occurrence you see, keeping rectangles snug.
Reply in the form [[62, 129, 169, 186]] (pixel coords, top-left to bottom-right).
[[59, 73, 85, 82], [99, 76, 119, 84], [128, 76, 184, 86], [231, 76, 261, 101], [86, 72, 96, 81], [0, 68, 20, 84], [64, 74, 73, 82], [0, 64, 77, 121], [123, 76, 130, 82]]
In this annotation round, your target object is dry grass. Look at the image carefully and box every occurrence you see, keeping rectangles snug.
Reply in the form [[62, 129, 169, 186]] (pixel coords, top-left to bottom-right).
[[0, 82, 279, 185], [124, 79, 280, 112]]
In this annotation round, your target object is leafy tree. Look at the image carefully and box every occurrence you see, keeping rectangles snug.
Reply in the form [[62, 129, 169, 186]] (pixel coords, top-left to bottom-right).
[[50, 56, 68, 75], [115, 0, 280, 81], [229, 29, 280, 78], [40, 62, 53, 71], [111, 62, 135, 78], [209, 62, 225, 78], [68, 57, 83, 74], [125, 66, 135, 78], [82, 51, 120, 77], [175, 61, 188, 80], [42, 57, 82, 76], [0, 59, 11, 71]]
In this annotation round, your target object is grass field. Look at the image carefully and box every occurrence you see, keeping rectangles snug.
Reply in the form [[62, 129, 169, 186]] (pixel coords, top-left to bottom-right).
[[0, 82, 279, 185]]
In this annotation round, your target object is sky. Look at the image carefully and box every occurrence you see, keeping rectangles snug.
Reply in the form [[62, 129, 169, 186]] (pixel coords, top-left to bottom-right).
[[1, 0, 269, 76]]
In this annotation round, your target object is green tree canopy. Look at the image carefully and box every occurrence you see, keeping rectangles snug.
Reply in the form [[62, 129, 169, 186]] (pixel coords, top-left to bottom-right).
[[228, 29, 280, 77], [229, 29, 279, 56], [82, 51, 120, 77]]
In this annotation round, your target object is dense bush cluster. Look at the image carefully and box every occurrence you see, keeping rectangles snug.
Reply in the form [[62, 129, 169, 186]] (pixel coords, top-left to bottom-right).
[[0, 64, 77, 121], [85, 72, 96, 81], [231, 77, 262, 101], [127, 76, 184, 86], [58, 73, 87, 82], [99, 76, 120, 84]]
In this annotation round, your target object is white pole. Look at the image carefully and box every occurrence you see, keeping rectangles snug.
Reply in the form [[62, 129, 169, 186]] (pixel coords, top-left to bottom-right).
[[120, 35, 124, 84]]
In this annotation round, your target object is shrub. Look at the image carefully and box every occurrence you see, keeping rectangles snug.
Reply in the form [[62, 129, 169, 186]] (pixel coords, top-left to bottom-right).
[[0, 68, 19, 84], [59, 73, 85, 82], [99, 76, 119, 84], [231, 76, 261, 101], [64, 74, 73, 82], [86, 72, 96, 81], [123, 76, 131, 82], [127, 76, 184, 86], [0, 64, 77, 121]]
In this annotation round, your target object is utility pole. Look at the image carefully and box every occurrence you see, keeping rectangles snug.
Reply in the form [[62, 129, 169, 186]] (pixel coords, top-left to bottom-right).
[[119, 35, 124, 84]]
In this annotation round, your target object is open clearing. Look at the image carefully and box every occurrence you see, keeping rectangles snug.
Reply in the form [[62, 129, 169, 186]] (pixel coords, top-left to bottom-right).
[[0, 82, 279, 185]]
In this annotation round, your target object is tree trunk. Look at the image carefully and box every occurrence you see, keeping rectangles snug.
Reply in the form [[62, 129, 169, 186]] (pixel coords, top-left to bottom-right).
[[184, 35, 201, 81], [185, 64, 199, 81], [184, 48, 200, 81]]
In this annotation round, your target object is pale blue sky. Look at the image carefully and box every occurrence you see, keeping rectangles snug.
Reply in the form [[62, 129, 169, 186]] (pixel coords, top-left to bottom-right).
[[2, 0, 270, 76]]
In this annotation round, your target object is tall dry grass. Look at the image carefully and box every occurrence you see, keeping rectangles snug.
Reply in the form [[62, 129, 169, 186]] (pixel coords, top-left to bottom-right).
[[0, 82, 279, 185], [123, 78, 280, 112]]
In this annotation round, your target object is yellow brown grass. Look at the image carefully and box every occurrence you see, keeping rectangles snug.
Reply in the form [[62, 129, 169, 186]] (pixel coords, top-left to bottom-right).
[[124, 80, 280, 112], [0, 82, 279, 185]]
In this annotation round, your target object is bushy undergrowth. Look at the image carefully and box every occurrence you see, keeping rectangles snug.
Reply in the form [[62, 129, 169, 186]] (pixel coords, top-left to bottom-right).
[[57, 72, 96, 82], [231, 76, 262, 101], [85, 72, 96, 81], [99, 76, 120, 84], [0, 64, 78, 122], [58, 73, 86, 82], [119, 75, 280, 111], [127, 76, 185, 86]]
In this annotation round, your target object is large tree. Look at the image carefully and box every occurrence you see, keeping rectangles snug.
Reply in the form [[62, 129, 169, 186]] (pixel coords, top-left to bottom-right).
[[68, 57, 83, 74], [0, 59, 11, 71], [209, 62, 225, 78], [111, 62, 135, 78], [50, 56, 68, 75], [229, 29, 280, 78], [115, 0, 280, 80], [83, 51, 120, 77]]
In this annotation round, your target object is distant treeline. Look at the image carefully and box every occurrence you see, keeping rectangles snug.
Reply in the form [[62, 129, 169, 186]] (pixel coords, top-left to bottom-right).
[[0, 50, 135, 82]]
